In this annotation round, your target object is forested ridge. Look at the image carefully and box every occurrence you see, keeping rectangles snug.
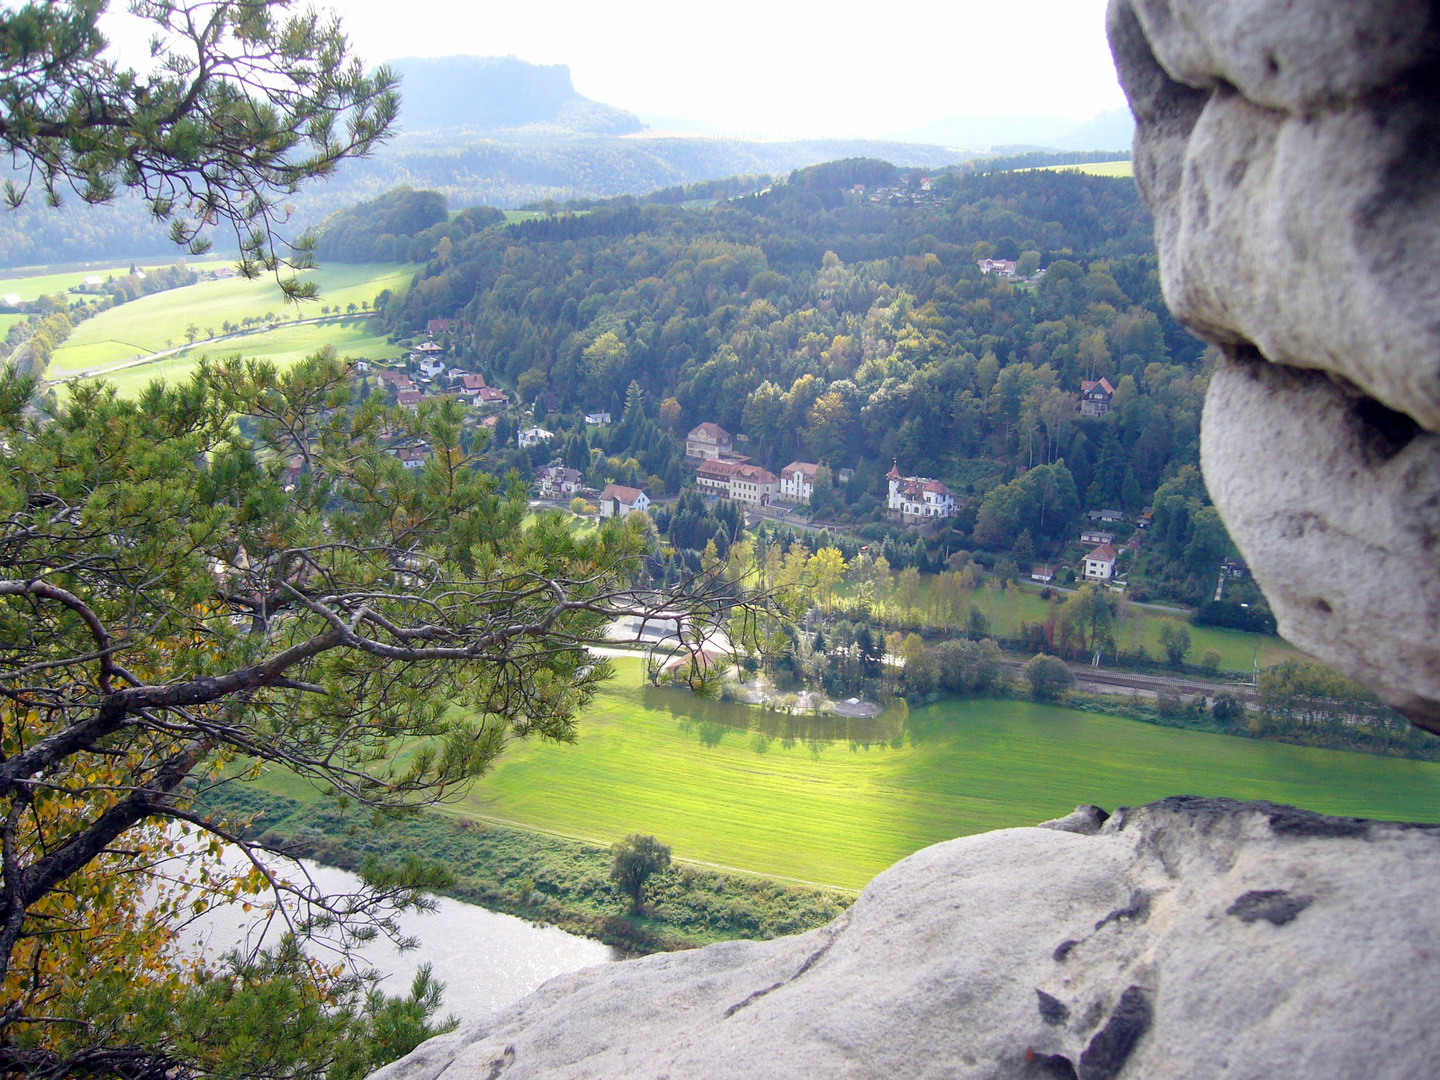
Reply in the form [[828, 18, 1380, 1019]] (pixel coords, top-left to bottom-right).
[[372, 164, 1228, 602]]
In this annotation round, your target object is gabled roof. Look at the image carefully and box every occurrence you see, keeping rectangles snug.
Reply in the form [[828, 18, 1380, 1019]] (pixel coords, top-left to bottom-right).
[[696, 459, 743, 479], [687, 422, 731, 442], [733, 464, 777, 484], [396, 390, 422, 405], [460, 373, 487, 390], [1081, 378, 1116, 396], [781, 461, 820, 479], [1086, 543, 1118, 563], [601, 483, 645, 505]]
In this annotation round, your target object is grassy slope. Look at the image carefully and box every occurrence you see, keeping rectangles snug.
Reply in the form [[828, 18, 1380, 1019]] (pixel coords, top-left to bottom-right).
[[96, 321, 396, 398], [458, 658, 1440, 889], [49, 263, 417, 376]]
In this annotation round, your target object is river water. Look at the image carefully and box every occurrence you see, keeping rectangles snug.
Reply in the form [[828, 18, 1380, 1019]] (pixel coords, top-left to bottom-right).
[[182, 859, 618, 1019]]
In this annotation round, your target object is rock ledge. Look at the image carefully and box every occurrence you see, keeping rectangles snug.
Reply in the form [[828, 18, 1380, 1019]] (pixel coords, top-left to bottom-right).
[[372, 797, 1440, 1080]]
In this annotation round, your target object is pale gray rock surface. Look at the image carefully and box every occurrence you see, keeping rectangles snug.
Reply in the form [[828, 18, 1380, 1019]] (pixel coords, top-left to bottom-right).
[[372, 798, 1440, 1080], [1108, 0, 1440, 725]]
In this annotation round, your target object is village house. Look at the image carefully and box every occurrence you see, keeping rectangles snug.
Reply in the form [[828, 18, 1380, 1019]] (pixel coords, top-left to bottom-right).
[[282, 455, 303, 490], [378, 370, 416, 393], [685, 422, 733, 461], [729, 464, 779, 506], [584, 411, 612, 426], [427, 318, 452, 336], [598, 484, 650, 518], [1089, 508, 1125, 523], [537, 465, 583, 500], [977, 258, 1018, 277], [412, 341, 443, 357], [695, 458, 743, 497], [886, 462, 957, 523], [1080, 378, 1115, 416], [395, 447, 427, 470], [779, 461, 819, 504], [396, 390, 423, 410], [517, 426, 554, 448], [1030, 565, 1056, 584], [1080, 528, 1114, 546], [1082, 542, 1118, 582], [417, 357, 446, 379], [0, 294, 22, 309], [454, 373, 487, 397], [475, 387, 508, 406]]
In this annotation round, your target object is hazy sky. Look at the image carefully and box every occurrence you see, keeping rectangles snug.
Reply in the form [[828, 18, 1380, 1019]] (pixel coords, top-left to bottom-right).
[[105, 0, 1125, 140]]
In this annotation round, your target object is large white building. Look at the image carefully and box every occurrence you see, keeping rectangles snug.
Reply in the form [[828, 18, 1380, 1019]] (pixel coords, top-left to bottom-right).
[[886, 462, 956, 523], [779, 461, 819, 504], [729, 464, 779, 506], [517, 426, 554, 448], [1082, 543, 1117, 582]]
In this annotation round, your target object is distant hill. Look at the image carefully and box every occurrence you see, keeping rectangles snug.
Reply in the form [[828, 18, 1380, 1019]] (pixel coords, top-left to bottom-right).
[[387, 55, 644, 136]]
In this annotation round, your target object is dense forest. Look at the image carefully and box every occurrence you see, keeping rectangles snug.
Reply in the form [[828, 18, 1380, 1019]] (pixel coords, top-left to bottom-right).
[[365, 163, 1230, 602]]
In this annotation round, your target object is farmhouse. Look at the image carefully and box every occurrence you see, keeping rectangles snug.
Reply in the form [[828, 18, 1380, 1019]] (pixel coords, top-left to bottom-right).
[[598, 484, 650, 518], [729, 464, 779, 506], [518, 427, 554, 448], [886, 462, 956, 523], [977, 258, 1018, 277], [1082, 543, 1117, 582], [779, 461, 819, 504], [1079, 378, 1115, 416], [685, 422, 733, 461]]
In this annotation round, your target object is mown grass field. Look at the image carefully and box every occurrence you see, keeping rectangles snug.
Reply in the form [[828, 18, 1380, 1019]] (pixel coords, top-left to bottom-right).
[[49, 262, 416, 379], [91, 320, 396, 398], [455, 658, 1440, 889], [1024, 160, 1134, 178]]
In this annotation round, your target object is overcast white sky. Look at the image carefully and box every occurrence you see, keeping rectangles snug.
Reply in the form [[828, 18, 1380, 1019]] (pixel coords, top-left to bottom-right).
[[105, 0, 1125, 140]]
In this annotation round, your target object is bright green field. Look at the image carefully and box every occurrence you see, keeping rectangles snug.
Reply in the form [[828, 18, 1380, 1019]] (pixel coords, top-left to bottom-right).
[[49, 263, 416, 377], [0, 259, 230, 303], [458, 658, 1440, 888], [84, 321, 396, 398], [0, 314, 21, 338]]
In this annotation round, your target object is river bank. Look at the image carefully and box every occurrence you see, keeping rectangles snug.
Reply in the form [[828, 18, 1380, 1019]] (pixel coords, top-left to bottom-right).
[[199, 785, 852, 956]]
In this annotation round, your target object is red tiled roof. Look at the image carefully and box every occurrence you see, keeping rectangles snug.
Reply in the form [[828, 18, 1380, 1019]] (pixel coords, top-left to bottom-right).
[[601, 484, 645, 505], [1086, 543, 1117, 562], [687, 422, 731, 442], [781, 461, 819, 478], [460, 373, 487, 390], [1081, 378, 1116, 396], [733, 464, 777, 484]]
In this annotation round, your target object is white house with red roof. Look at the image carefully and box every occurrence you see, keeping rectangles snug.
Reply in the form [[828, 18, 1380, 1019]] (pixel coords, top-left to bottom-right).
[[598, 484, 650, 518], [395, 447, 427, 470], [1080, 378, 1116, 416], [779, 461, 819, 504], [1082, 542, 1118, 582], [685, 422, 733, 461], [537, 465, 583, 500], [396, 390, 423, 410], [977, 258, 1018, 277], [886, 462, 956, 523]]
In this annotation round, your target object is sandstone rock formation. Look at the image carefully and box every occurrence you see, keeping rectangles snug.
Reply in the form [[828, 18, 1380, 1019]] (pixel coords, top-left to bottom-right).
[[1107, 0, 1440, 730], [372, 798, 1440, 1079]]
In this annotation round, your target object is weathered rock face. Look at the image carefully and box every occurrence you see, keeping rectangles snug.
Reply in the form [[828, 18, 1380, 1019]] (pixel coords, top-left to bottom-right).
[[1107, 0, 1440, 729], [372, 798, 1440, 1079]]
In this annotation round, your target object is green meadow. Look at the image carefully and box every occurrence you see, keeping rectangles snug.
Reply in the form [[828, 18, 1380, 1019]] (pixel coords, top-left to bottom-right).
[[48, 262, 417, 380], [87, 320, 396, 398], [0, 259, 229, 303], [453, 658, 1440, 889]]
